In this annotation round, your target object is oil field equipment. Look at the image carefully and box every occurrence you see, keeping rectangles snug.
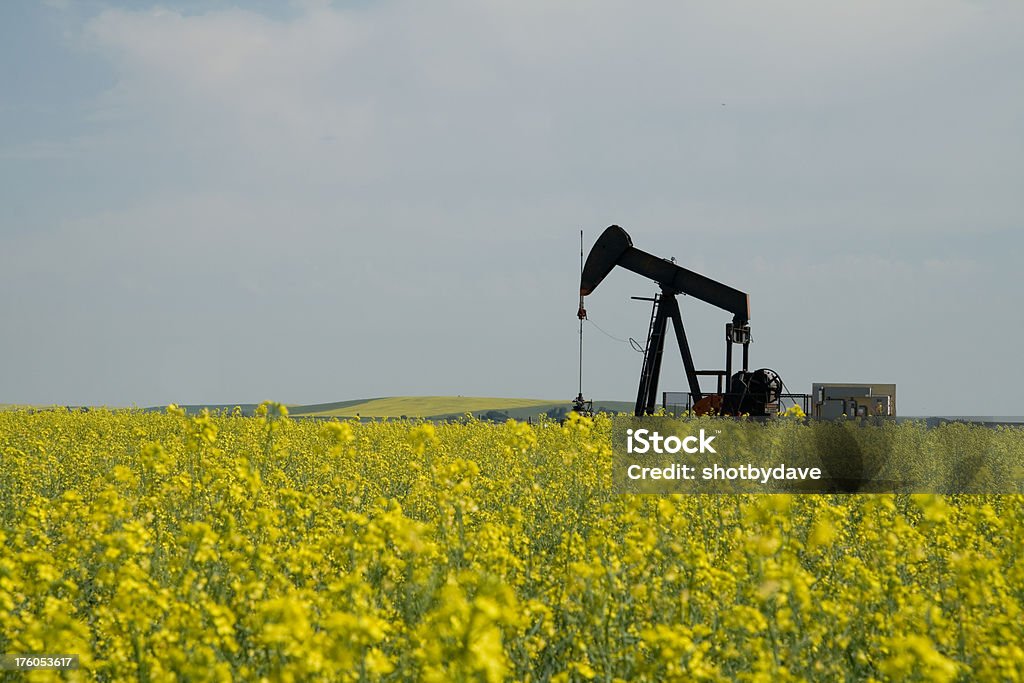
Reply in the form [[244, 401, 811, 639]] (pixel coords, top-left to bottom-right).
[[577, 225, 786, 417], [811, 383, 896, 419]]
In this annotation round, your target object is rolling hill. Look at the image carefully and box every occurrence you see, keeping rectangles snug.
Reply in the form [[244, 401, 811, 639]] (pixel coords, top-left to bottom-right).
[[5, 397, 635, 421]]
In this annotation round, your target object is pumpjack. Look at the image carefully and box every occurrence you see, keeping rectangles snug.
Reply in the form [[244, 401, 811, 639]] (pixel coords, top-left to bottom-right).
[[577, 225, 782, 417]]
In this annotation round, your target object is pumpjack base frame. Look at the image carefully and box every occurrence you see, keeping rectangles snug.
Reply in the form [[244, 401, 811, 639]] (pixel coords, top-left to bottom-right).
[[633, 289, 751, 417]]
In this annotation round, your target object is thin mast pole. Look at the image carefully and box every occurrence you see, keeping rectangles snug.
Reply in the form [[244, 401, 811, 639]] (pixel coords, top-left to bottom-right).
[[579, 229, 584, 397]]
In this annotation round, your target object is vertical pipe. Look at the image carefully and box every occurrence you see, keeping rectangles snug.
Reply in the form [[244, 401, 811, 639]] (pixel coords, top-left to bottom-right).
[[725, 324, 733, 391], [578, 230, 584, 398]]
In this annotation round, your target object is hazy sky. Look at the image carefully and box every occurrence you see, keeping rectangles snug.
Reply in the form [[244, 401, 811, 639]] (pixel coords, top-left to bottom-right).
[[2, 0, 1022, 414]]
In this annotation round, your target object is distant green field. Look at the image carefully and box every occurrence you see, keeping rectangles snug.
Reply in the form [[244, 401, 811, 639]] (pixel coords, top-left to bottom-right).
[[291, 396, 637, 420], [4, 397, 636, 421], [292, 396, 564, 419], [170, 396, 635, 420]]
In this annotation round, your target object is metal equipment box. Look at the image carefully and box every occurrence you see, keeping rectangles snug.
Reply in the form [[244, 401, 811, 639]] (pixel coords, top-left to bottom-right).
[[812, 383, 896, 419]]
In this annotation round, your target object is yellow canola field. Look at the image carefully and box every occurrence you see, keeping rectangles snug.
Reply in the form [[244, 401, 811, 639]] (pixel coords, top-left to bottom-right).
[[1, 407, 1022, 682]]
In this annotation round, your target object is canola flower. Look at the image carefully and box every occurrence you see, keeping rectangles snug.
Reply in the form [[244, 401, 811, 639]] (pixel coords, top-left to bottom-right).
[[0, 406, 1022, 681]]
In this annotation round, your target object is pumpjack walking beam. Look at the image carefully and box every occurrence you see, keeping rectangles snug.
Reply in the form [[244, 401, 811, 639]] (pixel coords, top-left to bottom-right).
[[580, 226, 749, 325]]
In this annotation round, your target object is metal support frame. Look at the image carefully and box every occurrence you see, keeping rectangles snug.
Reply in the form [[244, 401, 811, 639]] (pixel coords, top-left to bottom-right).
[[634, 290, 701, 416], [634, 300, 756, 417], [664, 391, 813, 418]]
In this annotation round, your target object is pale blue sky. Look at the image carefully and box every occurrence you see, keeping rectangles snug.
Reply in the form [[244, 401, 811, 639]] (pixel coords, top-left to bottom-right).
[[2, 0, 1022, 414]]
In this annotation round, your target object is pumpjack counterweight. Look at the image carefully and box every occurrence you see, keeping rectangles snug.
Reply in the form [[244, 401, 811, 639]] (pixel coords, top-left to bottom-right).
[[579, 225, 781, 417]]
